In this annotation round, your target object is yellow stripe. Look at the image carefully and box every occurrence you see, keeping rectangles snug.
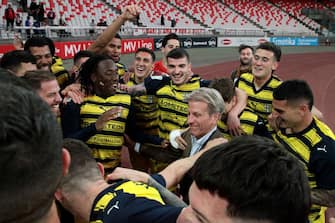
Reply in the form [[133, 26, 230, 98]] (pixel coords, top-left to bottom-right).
[[93, 192, 116, 211], [115, 181, 165, 204]]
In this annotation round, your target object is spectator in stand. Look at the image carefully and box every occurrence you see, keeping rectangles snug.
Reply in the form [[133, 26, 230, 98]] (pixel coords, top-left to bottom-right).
[[97, 18, 105, 26], [15, 13, 22, 33], [47, 9, 56, 26], [153, 33, 180, 75], [89, 19, 95, 37], [171, 18, 176, 27], [25, 16, 32, 38], [36, 2, 45, 23], [29, 0, 38, 19], [231, 44, 254, 83], [59, 15, 66, 26], [4, 4, 15, 31], [20, 0, 28, 12], [160, 14, 165, 26]]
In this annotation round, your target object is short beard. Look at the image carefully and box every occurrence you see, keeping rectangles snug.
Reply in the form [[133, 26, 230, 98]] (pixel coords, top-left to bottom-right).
[[240, 59, 251, 66]]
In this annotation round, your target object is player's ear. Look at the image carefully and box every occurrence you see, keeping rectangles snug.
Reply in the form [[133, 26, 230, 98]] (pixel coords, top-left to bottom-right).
[[62, 148, 71, 176], [97, 162, 105, 177]]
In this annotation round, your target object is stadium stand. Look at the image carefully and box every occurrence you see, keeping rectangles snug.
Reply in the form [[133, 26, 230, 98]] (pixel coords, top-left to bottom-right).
[[269, 0, 327, 32], [169, 0, 260, 30], [106, 0, 202, 28], [224, 0, 317, 35], [1, 0, 332, 39]]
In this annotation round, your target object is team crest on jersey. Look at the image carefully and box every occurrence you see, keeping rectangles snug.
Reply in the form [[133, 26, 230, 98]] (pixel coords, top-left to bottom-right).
[[147, 95, 153, 103], [264, 104, 272, 113], [182, 93, 191, 102]]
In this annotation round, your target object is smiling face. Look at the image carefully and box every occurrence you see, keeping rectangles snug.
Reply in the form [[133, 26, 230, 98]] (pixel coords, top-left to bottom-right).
[[252, 49, 278, 80], [271, 99, 304, 130], [167, 56, 192, 86], [134, 51, 154, 82], [37, 79, 62, 117], [29, 45, 53, 71], [103, 37, 122, 62], [177, 182, 230, 223], [92, 59, 118, 97], [187, 101, 220, 139], [162, 39, 180, 57], [239, 47, 253, 66]]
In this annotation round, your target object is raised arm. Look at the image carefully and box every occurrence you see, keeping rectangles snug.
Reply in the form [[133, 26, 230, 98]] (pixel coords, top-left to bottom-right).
[[88, 4, 141, 53]]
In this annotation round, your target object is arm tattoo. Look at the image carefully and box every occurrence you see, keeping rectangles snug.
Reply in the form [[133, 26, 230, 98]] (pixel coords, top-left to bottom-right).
[[147, 177, 187, 208], [311, 188, 335, 207]]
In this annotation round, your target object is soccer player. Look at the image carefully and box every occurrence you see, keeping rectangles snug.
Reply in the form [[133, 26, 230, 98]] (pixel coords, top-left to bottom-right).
[[109, 136, 311, 223], [270, 79, 335, 223], [0, 72, 69, 223], [210, 78, 270, 140], [88, 4, 141, 78], [153, 33, 180, 74], [24, 36, 70, 89]]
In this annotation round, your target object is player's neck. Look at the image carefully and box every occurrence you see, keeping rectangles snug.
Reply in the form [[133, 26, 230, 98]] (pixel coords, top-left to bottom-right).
[[254, 74, 271, 90], [74, 180, 111, 222], [291, 113, 313, 133]]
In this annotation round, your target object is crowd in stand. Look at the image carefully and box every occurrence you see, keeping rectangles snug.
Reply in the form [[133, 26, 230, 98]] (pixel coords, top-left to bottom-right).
[[0, 3, 335, 223]]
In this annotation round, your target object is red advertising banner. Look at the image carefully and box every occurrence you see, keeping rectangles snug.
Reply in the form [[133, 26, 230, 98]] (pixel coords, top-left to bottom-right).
[[0, 45, 16, 58], [54, 40, 93, 59], [0, 38, 155, 60], [121, 38, 154, 54]]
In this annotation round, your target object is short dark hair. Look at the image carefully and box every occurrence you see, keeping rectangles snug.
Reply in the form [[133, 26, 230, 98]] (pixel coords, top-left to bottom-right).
[[166, 48, 190, 63], [22, 70, 56, 91], [238, 44, 254, 54], [135, 47, 156, 62], [0, 82, 63, 222], [60, 139, 101, 192], [209, 78, 235, 103], [256, 41, 282, 62], [0, 50, 36, 74], [0, 68, 33, 89], [24, 36, 56, 56], [192, 136, 310, 223], [273, 79, 314, 111], [73, 50, 94, 65], [162, 33, 180, 48]]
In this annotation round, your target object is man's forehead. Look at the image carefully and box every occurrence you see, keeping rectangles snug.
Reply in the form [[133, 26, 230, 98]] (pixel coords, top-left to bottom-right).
[[30, 45, 51, 54], [167, 57, 189, 65], [166, 39, 180, 46], [255, 48, 274, 57]]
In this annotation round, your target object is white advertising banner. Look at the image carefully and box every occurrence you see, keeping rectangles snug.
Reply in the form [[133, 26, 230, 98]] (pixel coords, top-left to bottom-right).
[[217, 37, 270, 47]]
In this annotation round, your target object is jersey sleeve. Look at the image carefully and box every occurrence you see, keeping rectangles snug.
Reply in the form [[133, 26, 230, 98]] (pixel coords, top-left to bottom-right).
[[144, 75, 170, 95], [61, 101, 97, 141], [309, 137, 335, 189]]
